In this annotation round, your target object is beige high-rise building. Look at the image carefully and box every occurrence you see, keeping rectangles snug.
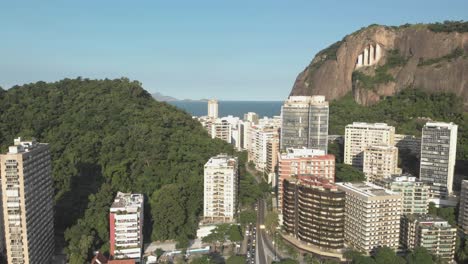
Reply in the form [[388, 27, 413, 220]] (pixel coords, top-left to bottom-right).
[[363, 144, 401, 183], [248, 125, 279, 171], [344, 122, 395, 168], [266, 135, 279, 175], [0, 138, 54, 264], [207, 99, 218, 118], [203, 154, 238, 223], [336, 182, 402, 254]]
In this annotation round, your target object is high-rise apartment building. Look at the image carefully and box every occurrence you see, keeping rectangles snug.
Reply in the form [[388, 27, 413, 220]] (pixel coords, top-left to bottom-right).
[[281, 96, 329, 153], [248, 125, 279, 171], [0, 138, 54, 264], [401, 214, 456, 261], [277, 148, 335, 211], [420, 122, 458, 200], [209, 118, 232, 144], [109, 192, 144, 262], [363, 144, 401, 183], [265, 135, 280, 175], [203, 154, 238, 222], [344, 122, 395, 168], [243, 112, 259, 124], [375, 174, 430, 215], [336, 182, 402, 254], [283, 176, 345, 251], [207, 99, 218, 119], [459, 180, 468, 234]]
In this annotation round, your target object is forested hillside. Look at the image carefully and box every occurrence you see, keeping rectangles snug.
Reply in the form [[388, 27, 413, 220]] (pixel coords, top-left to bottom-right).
[[0, 78, 235, 263]]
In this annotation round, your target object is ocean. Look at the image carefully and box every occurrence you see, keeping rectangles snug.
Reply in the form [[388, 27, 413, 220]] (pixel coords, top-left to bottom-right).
[[169, 101, 283, 118]]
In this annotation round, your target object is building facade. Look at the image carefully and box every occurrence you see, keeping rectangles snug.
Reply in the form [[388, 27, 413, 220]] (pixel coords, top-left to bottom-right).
[[459, 180, 468, 234], [344, 122, 395, 168], [395, 134, 421, 156], [363, 144, 401, 183], [203, 154, 238, 222], [336, 182, 402, 254], [277, 148, 335, 211], [207, 99, 218, 119], [283, 176, 345, 251], [280, 96, 329, 153], [0, 138, 54, 264], [248, 125, 279, 171], [375, 174, 430, 215], [420, 122, 458, 200], [109, 192, 144, 262], [266, 135, 280, 175], [401, 214, 456, 261]]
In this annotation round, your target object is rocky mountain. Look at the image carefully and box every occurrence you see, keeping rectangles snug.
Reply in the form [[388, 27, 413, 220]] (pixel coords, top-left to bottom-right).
[[290, 21, 468, 108]]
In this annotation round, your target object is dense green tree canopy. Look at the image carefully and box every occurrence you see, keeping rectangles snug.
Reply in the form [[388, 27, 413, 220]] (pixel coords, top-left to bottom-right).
[[0, 78, 236, 263]]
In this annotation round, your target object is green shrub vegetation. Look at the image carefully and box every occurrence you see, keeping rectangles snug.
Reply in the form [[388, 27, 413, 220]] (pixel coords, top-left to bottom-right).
[[345, 247, 443, 264], [0, 78, 237, 263], [428, 20, 468, 33], [352, 49, 407, 90], [418, 48, 464, 66]]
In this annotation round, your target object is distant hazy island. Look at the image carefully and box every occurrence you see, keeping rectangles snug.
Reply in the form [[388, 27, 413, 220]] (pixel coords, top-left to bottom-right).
[[151, 92, 208, 102]]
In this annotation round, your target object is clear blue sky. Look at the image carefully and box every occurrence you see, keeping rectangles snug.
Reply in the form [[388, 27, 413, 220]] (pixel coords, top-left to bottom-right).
[[1, 1, 467, 100]]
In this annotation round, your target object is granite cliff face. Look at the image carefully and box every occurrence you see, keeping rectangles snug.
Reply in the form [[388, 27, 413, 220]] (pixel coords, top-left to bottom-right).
[[290, 23, 468, 108]]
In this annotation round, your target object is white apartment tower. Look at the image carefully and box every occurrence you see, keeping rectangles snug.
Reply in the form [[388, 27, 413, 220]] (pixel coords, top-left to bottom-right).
[[363, 144, 401, 183], [281, 96, 329, 153], [109, 192, 144, 262], [204, 154, 238, 222], [344, 122, 395, 168], [336, 182, 403, 254], [420, 122, 458, 199], [248, 125, 279, 171], [0, 138, 54, 264], [208, 99, 219, 119]]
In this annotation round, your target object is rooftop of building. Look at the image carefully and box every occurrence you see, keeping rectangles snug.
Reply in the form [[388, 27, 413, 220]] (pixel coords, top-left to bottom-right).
[[374, 173, 425, 187], [280, 148, 328, 159], [346, 122, 394, 129], [283, 95, 328, 106], [205, 154, 238, 168], [110, 192, 144, 211], [395, 134, 419, 139], [404, 214, 453, 227], [6, 137, 47, 154], [91, 252, 108, 264], [424, 121, 457, 129], [365, 143, 397, 151], [336, 182, 400, 198], [288, 175, 340, 191]]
